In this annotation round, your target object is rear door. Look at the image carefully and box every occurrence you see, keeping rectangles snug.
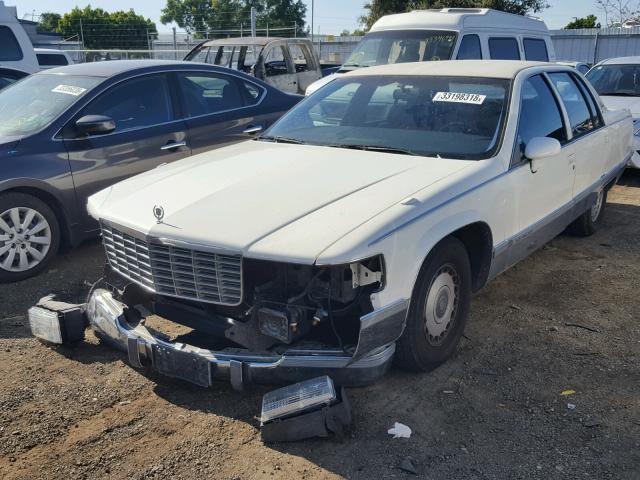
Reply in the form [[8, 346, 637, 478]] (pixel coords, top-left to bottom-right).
[[173, 70, 274, 154], [546, 71, 607, 197], [63, 73, 190, 230], [259, 43, 298, 93], [288, 42, 321, 93]]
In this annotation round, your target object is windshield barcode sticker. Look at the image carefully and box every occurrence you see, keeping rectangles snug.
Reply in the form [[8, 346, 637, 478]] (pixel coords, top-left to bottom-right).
[[433, 92, 486, 105], [51, 85, 87, 96]]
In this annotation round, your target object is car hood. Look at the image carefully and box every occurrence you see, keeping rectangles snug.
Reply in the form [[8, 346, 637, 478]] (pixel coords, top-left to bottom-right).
[[600, 95, 640, 117], [88, 141, 474, 263]]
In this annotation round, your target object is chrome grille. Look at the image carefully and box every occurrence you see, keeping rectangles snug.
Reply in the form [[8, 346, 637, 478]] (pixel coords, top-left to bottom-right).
[[101, 223, 242, 306]]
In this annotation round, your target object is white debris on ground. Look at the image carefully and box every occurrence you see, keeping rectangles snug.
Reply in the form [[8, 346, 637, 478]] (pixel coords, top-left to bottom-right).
[[388, 422, 412, 439]]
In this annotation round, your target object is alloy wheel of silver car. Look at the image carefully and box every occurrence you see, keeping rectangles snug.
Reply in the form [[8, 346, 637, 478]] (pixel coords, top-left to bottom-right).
[[424, 263, 460, 346], [591, 189, 605, 223], [0, 207, 52, 272]]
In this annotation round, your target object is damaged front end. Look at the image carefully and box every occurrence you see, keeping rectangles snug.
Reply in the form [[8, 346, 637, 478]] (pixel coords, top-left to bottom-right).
[[29, 230, 407, 390]]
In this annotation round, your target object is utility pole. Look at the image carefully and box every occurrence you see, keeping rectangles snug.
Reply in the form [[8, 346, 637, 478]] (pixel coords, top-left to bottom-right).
[[240, 23, 243, 37], [294, 21, 297, 38], [266, 23, 269, 37], [311, 0, 314, 42], [79, 18, 84, 48], [172, 27, 177, 60], [251, 6, 257, 37]]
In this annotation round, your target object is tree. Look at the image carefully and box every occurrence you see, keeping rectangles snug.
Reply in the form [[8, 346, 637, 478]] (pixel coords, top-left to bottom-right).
[[596, 0, 639, 26], [565, 14, 598, 29], [37, 12, 61, 33], [161, 0, 306, 38], [56, 6, 157, 49], [360, 0, 549, 30]]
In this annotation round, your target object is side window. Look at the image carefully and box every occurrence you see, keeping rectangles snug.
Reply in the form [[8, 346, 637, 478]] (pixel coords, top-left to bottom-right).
[[36, 53, 68, 66], [456, 34, 482, 60], [187, 46, 210, 63], [177, 72, 260, 117], [523, 38, 549, 61], [0, 26, 23, 61], [80, 75, 172, 133], [289, 43, 313, 72], [548, 72, 595, 138], [489, 37, 520, 60], [516, 75, 567, 163], [578, 64, 590, 75], [572, 73, 603, 129], [240, 46, 260, 73], [263, 46, 290, 77], [214, 46, 234, 67]]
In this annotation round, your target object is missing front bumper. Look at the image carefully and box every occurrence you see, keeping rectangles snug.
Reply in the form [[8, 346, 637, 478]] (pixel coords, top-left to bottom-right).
[[82, 289, 400, 390]]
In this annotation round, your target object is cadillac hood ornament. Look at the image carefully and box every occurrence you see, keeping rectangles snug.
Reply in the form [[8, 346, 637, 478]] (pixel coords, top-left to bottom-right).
[[153, 205, 165, 224]]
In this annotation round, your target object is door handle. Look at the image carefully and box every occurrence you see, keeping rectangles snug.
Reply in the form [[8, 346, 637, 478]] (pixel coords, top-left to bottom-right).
[[243, 125, 263, 135], [160, 141, 187, 151]]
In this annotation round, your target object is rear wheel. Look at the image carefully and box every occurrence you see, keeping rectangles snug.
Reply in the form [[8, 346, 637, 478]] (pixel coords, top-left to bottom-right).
[[395, 237, 472, 372], [0, 192, 60, 282], [567, 188, 607, 237]]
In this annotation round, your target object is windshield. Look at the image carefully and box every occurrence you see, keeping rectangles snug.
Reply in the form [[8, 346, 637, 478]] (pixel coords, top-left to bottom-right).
[[342, 30, 457, 70], [0, 74, 100, 137], [586, 64, 640, 96], [262, 75, 510, 160]]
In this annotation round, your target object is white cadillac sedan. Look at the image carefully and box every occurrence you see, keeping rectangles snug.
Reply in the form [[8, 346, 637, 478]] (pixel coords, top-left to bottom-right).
[[29, 61, 632, 390]]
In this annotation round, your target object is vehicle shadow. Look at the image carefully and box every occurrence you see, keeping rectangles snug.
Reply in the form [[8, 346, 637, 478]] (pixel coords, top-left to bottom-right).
[[617, 167, 640, 187]]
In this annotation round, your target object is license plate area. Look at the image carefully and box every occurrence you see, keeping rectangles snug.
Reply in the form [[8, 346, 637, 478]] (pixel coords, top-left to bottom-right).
[[152, 344, 211, 387]]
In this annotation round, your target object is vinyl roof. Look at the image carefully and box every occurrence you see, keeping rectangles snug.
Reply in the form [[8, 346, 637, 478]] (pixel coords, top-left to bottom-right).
[[343, 60, 560, 79]]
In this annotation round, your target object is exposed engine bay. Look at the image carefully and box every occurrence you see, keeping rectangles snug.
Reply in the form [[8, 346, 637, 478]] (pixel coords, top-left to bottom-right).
[[109, 256, 385, 353]]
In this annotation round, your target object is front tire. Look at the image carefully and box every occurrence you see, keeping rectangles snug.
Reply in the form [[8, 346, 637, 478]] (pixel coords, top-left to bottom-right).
[[567, 188, 607, 237], [395, 237, 472, 372], [0, 192, 60, 282]]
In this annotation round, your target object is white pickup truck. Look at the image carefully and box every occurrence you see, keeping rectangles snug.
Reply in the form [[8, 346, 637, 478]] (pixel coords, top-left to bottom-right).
[[30, 61, 632, 390], [0, 1, 39, 76]]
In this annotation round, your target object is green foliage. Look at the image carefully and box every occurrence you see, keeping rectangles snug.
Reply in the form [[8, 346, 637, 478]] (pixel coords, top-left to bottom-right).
[[161, 0, 307, 38], [564, 14, 598, 29], [360, 0, 549, 30], [56, 6, 157, 50], [37, 12, 61, 33]]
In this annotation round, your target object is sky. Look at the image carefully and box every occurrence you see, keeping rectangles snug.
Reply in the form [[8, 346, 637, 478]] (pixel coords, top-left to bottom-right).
[[12, 0, 603, 34]]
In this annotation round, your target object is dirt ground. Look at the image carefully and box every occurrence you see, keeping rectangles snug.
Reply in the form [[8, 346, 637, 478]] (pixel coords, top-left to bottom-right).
[[1, 172, 639, 480]]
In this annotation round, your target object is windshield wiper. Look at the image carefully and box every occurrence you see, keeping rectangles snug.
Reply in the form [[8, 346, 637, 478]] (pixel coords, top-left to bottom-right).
[[258, 135, 306, 145], [327, 144, 420, 156]]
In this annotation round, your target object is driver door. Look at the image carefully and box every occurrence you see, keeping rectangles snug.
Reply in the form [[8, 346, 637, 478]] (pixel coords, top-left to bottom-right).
[[506, 74, 575, 265]]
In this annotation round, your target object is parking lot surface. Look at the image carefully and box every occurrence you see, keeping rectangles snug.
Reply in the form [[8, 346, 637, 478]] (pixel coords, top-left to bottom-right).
[[1, 172, 639, 480]]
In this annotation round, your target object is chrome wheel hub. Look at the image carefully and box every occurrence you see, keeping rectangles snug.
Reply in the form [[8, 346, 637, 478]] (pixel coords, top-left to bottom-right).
[[591, 190, 604, 223], [424, 265, 459, 345], [0, 207, 51, 272]]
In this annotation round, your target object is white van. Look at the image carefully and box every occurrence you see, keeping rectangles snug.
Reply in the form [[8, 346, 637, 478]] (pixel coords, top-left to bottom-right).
[[307, 8, 555, 94], [0, 1, 39, 75]]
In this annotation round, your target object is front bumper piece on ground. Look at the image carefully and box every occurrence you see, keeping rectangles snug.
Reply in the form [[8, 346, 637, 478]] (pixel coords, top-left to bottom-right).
[[29, 289, 407, 390]]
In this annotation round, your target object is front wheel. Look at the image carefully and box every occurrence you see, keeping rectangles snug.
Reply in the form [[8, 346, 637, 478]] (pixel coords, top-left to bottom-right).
[[0, 192, 60, 282], [395, 237, 472, 372], [567, 188, 607, 237]]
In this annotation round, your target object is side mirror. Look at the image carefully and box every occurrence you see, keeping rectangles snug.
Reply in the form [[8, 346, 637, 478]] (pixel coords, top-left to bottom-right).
[[524, 137, 561, 173], [75, 115, 116, 136]]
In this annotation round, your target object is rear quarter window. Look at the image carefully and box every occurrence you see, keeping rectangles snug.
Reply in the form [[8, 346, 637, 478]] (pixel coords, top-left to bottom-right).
[[37, 53, 69, 66], [489, 38, 520, 60], [0, 26, 23, 61], [523, 38, 549, 61]]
